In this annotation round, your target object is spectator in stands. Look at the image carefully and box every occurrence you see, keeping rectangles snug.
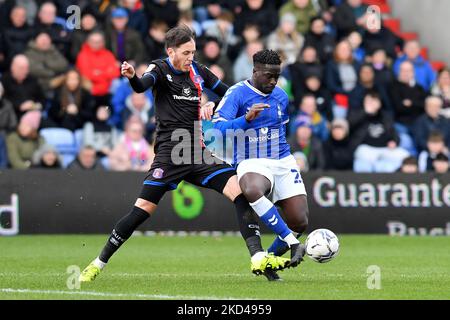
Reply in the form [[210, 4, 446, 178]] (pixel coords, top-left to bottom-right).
[[82, 0, 115, 24], [233, 40, 264, 82], [2, 6, 34, 66], [122, 0, 148, 37], [266, 13, 304, 66], [227, 23, 260, 62], [347, 30, 365, 63], [418, 131, 449, 172], [0, 134, 7, 168], [31, 144, 62, 169], [1, 54, 45, 120], [304, 16, 335, 64], [286, 46, 324, 107], [143, 0, 180, 28], [432, 153, 449, 174], [362, 20, 404, 60], [203, 10, 239, 58], [105, 7, 145, 66], [111, 63, 154, 128], [35, 2, 70, 56], [122, 92, 155, 142], [398, 156, 418, 174], [0, 82, 17, 137], [279, 0, 318, 35], [323, 118, 354, 170], [0, 0, 38, 28], [292, 151, 308, 172], [349, 63, 392, 113], [394, 40, 436, 91], [413, 96, 450, 153], [292, 95, 329, 141], [301, 74, 334, 121], [70, 11, 99, 63], [368, 48, 395, 93], [82, 105, 120, 159], [233, 0, 278, 38], [390, 61, 427, 155], [333, 0, 368, 39], [325, 40, 360, 96], [143, 19, 169, 61], [76, 31, 121, 107], [109, 116, 154, 171], [350, 91, 409, 172], [178, 10, 202, 37], [25, 31, 69, 95], [196, 36, 233, 85], [289, 116, 325, 170], [6, 110, 45, 169], [47, 69, 95, 131], [431, 68, 450, 115], [67, 145, 105, 170]]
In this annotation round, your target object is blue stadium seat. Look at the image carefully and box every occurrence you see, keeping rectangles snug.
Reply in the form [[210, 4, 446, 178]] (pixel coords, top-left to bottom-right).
[[39, 128, 79, 168]]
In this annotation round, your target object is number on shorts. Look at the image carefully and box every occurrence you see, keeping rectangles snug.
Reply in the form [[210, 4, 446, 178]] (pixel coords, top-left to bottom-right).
[[290, 169, 302, 184]]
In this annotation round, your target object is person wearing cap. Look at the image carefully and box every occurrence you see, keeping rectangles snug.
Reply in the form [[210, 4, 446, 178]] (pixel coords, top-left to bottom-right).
[[6, 110, 45, 169], [31, 144, 63, 169], [105, 7, 145, 66], [323, 118, 355, 170], [266, 13, 304, 66]]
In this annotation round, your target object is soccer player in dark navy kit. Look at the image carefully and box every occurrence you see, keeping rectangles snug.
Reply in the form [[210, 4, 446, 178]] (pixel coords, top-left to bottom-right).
[[79, 25, 303, 282]]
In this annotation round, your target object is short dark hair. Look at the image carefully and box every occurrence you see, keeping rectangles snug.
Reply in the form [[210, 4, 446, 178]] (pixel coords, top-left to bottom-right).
[[165, 24, 195, 49], [253, 49, 281, 66], [435, 153, 449, 162], [364, 90, 381, 100], [402, 156, 418, 166], [428, 131, 445, 143]]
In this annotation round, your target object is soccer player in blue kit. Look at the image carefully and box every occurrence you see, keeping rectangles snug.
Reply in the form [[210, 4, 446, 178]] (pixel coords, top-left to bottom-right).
[[213, 49, 309, 280]]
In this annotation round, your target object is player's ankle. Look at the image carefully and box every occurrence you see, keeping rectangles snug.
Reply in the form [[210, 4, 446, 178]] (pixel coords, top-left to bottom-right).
[[93, 257, 107, 269]]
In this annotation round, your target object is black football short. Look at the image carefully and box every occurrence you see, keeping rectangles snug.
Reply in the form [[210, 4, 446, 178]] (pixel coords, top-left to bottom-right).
[[138, 156, 236, 205]]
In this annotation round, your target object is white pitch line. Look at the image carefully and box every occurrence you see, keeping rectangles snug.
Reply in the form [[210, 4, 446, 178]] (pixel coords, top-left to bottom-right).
[[0, 272, 249, 278], [0, 288, 251, 300]]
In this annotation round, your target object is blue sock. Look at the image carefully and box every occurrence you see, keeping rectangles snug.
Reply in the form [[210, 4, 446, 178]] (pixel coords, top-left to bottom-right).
[[268, 236, 289, 256], [250, 197, 291, 239]]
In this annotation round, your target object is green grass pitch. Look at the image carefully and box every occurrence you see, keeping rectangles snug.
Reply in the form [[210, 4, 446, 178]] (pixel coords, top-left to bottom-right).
[[1, 235, 449, 300]]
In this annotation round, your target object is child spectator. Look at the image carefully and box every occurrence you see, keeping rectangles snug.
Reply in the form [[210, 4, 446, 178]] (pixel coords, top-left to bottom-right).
[[432, 153, 449, 174], [31, 144, 62, 169], [121, 92, 155, 142], [418, 132, 449, 172], [399, 156, 419, 174], [109, 116, 154, 172], [292, 94, 329, 141]]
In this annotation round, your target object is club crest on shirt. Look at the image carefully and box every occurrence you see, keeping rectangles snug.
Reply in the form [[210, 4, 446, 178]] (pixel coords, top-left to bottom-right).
[[152, 168, 164, 179], [194, 75, 204, 84], [183, 87, 192, 96], [166, 74, 173, 82]]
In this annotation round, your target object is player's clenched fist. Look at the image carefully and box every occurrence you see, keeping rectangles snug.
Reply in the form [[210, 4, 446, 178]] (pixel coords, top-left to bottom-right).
[[245, 103, 270, 122], [121, 61, 136, 79]]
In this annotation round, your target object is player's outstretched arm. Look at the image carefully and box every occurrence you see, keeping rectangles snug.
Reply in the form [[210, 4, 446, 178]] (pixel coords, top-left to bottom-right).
[[122, 61, 156, 93], [213, 103, 269, 133]]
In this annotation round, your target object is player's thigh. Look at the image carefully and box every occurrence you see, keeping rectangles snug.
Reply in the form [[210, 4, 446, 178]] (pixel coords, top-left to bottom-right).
[[185, 161, 237, 196], [138, 161, 188, 207], [236, 158, 274, 200]]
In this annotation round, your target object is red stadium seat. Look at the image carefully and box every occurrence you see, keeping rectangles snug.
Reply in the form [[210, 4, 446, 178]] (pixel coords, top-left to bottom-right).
[[383, 18, 401, 35], [400, 32, 419, 41], [420, 47, 429, 60], [431, 61, 447, 72]]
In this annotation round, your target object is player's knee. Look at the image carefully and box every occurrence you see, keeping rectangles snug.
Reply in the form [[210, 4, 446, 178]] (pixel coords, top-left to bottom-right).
[[241, 184, 266, 203], [134, 198, 157, 215]]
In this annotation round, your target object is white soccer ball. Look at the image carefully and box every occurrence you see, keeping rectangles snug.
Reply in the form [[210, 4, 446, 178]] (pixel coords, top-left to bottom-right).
[[305, 229, 339, 263]]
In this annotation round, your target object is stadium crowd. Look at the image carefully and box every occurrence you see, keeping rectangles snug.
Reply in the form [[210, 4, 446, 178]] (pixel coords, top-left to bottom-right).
[[0, 0, 449, 173]]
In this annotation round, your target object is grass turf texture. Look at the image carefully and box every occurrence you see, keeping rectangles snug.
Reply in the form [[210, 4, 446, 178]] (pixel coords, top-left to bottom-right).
[[1, 235, 449, 300]]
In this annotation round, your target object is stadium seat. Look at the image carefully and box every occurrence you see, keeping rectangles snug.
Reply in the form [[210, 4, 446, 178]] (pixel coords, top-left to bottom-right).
[[39, 128, 78, 168], [431, 61, 447, 71], [74, 129, 84, 149], [383, 18, 401, 35], [400, 32, 419, 41]]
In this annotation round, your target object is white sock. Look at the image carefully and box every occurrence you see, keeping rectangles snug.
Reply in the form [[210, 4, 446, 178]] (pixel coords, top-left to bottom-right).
[[93, 257, 106, 269], [251, 251, 267, 261], [283, 233, 300, 247]]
